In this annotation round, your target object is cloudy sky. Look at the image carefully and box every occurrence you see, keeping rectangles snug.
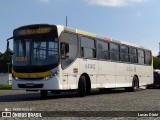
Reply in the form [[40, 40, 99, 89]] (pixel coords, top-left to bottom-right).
[[0, 0, 159, 55]]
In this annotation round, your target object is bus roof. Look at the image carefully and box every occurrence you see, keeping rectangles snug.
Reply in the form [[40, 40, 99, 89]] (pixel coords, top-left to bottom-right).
[[57, 25, 151, 51]]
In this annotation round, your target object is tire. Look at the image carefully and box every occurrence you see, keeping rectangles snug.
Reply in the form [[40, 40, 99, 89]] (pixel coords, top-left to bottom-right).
[[86, 88, 91, 95], [86, 81, 91, 95], [132, 76, 139, 92], [78, 76, 86, 97], [125, 76, 139, 92], [40, 90, 48, 98]]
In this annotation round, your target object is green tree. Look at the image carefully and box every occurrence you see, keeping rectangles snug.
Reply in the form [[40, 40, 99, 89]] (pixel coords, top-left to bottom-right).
[[153, 56, 160, 69], [0, 51, 12, 73]]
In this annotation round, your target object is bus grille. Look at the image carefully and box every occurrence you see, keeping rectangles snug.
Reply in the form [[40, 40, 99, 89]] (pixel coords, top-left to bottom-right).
[[18, 84, 43, 88]]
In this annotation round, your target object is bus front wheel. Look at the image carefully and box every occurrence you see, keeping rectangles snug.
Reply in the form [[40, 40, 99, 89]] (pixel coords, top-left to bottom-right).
[[78, 76, 86, 97]]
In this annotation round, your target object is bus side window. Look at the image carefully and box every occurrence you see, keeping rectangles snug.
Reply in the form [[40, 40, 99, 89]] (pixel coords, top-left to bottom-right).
[[130, 47, 138, 63], [138, 49, 144, 65], [61, 42, 66, 59], [61, 32, 78, 69], [81, 47, 84, 57], [120, 45, 129, 62], [97, 40, 109, 60], [81, 36, 96, 59], [110, 43, 120, 61], [65, 43, 69, 58], [145, 51, 151, 65]]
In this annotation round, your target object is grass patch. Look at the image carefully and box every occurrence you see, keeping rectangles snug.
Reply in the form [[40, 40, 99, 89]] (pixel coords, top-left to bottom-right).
[[0, 84, 12, 90]]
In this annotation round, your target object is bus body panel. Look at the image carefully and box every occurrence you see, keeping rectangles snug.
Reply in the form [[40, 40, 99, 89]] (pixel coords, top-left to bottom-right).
[[79, 59, 98, 88], [141, 65, 153, 85], [61, 58, 80, 90], [115, 63, 131, 87], [98, 60, 116, 88]]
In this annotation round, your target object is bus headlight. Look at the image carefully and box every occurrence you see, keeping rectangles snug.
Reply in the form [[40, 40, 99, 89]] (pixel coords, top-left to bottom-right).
[[43, 70, 59, 80], [12, 74, 19, 80], [44, 76, 49, 80]]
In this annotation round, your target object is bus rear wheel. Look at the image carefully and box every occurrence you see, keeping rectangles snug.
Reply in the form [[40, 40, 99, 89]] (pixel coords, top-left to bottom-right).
[[132, 76, 139, 92], [40, 90, 48, 98], [126, 76, 139, 92], [78, 76, 86, 97]]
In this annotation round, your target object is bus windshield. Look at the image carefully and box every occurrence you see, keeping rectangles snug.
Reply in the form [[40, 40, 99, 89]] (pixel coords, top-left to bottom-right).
[[13, 34, 59, 67]]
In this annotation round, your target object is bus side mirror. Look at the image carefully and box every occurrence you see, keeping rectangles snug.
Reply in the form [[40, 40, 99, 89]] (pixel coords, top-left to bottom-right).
[[6, 37, 14, 55]]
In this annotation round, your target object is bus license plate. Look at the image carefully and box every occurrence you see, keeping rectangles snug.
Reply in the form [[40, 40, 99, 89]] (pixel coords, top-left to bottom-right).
[[26, 83, 34, 87]]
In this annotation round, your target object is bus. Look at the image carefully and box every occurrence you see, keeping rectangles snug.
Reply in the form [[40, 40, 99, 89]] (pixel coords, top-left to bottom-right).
[[7, 24, 153, 98]]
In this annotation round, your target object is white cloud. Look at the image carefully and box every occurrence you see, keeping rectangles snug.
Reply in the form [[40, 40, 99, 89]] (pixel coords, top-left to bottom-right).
[[87, 0, 149, 7], [39, 0, 50, 3]]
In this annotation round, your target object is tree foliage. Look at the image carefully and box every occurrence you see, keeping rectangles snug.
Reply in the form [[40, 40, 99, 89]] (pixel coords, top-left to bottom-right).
[[153, 56, 160, 69], [0, 51, 12, 73]]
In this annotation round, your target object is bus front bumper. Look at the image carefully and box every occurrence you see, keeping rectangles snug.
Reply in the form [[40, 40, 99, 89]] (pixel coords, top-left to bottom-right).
[[12, 76, 62, 90]]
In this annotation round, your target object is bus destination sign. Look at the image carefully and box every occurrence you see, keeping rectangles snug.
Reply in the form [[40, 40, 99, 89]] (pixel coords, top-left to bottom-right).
[[14, 27, 52, 36]]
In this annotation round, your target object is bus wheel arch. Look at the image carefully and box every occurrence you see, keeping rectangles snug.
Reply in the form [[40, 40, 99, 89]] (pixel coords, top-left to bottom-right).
[[78, 73, 91, 97]]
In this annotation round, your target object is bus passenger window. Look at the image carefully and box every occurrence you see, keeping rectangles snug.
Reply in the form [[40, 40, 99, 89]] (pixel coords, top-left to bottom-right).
[[97, 40, 109, 60], [110, 43, 120, 61], [61, 42, 65, 59], [130, 47, 138, 63], [138, 49, 144, 64], [81, 47, 84, 57], [145, 51, 151, 65], [65, 43, 69, 58], [81, 36, 96, 59], [61, 32, 78, 69], [120, 45, 129, 62]]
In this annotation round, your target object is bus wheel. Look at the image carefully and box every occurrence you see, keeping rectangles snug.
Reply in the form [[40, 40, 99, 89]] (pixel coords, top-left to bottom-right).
[[78, 76, 86, 97], [132, 76, 139, 92], [40, 90, 48, 98], [125, 76, 139, 92]]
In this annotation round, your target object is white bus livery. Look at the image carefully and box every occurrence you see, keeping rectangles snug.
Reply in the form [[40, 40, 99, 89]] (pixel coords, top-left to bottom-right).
[[7, 24, 153, 98]]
